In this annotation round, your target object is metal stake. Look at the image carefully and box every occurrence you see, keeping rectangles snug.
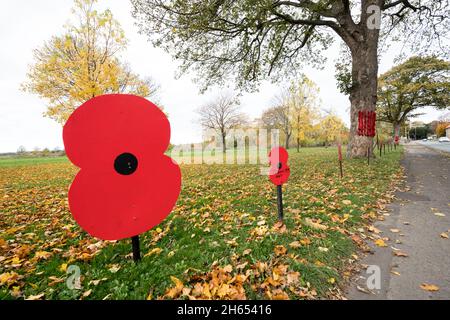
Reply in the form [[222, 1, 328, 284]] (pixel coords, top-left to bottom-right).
[[276, 184, 283, 222], [132, 235, 141, 262]]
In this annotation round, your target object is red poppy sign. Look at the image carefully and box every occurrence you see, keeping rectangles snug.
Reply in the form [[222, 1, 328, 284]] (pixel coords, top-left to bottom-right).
[[268, 147, 290, 186], [63, 94, 181, 241]]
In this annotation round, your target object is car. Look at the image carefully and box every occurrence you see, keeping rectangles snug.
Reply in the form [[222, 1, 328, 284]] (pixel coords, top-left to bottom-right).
[[438, 137, 450, 143]]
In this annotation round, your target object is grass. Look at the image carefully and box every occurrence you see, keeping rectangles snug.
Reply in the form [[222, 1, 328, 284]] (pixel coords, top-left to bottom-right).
[[0, 146, 403, 300]]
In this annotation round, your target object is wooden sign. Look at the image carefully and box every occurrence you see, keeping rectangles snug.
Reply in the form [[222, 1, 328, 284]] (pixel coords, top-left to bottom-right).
[[63, 94, 181, 260]]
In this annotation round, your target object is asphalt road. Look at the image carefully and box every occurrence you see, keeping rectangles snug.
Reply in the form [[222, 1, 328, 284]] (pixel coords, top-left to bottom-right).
[[419, 140, 450, 153], [347, 142, 450, 299]]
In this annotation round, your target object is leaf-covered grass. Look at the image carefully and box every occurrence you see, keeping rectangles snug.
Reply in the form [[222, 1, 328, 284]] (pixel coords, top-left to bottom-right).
[[0, 146, 403, 300]]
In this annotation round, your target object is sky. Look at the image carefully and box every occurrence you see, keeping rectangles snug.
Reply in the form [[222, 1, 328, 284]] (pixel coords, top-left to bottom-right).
[[0, 0, 447, 153]]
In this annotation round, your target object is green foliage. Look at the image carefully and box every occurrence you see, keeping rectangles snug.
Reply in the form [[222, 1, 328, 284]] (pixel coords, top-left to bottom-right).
[[377, 56, 450, 127]]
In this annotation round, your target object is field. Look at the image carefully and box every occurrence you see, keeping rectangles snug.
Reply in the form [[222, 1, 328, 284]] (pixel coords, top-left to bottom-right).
[[0, 147, 403, 300]]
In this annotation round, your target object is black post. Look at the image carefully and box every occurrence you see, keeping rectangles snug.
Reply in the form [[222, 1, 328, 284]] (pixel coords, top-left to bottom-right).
[[379, 143, 382, 157], [132, 235, 141, 262], [339, 160, 343, 178], [383, 143, 386, 155], [276, 184, 283, 222], [367, 146, 370, 165]]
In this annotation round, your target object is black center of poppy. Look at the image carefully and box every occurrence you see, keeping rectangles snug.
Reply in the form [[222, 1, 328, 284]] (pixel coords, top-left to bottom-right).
[[114, 153, 138, 175], [278, 162, 282, 169]]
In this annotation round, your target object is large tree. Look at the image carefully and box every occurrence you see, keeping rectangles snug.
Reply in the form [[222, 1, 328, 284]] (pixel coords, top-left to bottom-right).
[[131, 0, 448, 157], [377, 56, 450, 139], [23, 0, 158, 124]]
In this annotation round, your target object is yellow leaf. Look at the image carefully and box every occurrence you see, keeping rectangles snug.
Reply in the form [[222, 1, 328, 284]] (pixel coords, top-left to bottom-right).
[[342, 200, 352, 205], [144, 248, 162, 257], [59, 263, 68, 272], [108, 264, 121, 273], [34, 251, 52, 260], [0, 272, 19, 287], [303, 218, 328, 230], [242, 249, 252, 256], [440, 232, 449, 239], [420, 283, 439, 292], [274, 245, 287, 256], [374, 239, 387, 247]]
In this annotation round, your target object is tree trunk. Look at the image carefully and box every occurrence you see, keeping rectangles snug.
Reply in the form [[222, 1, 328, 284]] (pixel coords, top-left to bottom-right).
[[393, 122, 400, 139], [347, 43, 379, 158], [285, 133, 290, 150], [221, 131, 226, 154], [297, 115, 300, 152]]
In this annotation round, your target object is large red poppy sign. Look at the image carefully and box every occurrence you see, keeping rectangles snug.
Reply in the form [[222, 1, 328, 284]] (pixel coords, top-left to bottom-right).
[[63, 94, 181, 241], [268, 147, 290, 186]]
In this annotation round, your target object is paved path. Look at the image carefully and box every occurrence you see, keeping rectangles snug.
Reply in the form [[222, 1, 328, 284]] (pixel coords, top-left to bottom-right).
[[347, 142, 450, 299]]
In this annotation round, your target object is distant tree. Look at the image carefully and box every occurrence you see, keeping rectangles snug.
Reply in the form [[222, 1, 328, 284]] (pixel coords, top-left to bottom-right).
[[436, 122, 450, 137], [317, 114, 348, 146], [42, 148, 51, 157], [409, 126, 430, 140], [377, 56, 450, 140], [196, 93, 248, 153], [261, 103, 292, 150], [22, 0, 159, 124], [288, 76, 321, 152], [132, 0, 449, 158], [17, 146, 26, 155]]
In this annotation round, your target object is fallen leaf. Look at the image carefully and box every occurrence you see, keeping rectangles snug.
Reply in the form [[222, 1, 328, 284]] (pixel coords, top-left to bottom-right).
[[303, 218, 328, 230], [390, 229, 400, 233], [393, 251, 408, 257], [374, 239, 388, 247], [144, 248, 162, 257], [82, 289, 92, 298], [289, 241, 301, 248], [25, 293, 45, 300], [108, 264, 121, 273], [440, 233, 449, 239], [59, 263, 68, 272], [434, 212, 446, 217], [223, 265, 233, 273], [242, 249, 252, 256], [274, 245, 287, 256], [34, 251, 52, 260], [342, 200, 352, 205], [420, 283, 439, 292]]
